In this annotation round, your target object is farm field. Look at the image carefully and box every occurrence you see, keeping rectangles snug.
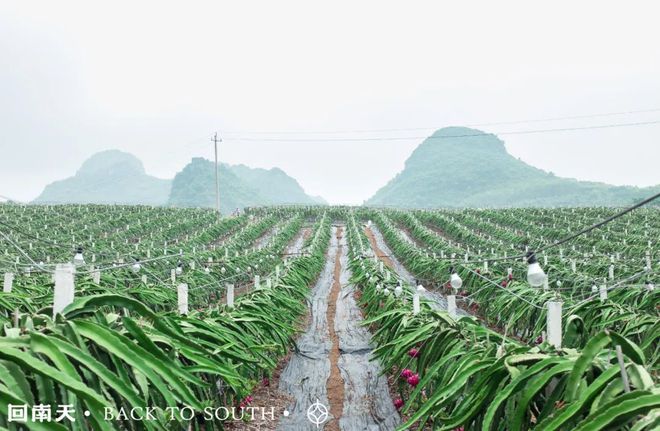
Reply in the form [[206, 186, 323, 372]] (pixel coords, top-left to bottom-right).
[[0, 203, 658, 430]]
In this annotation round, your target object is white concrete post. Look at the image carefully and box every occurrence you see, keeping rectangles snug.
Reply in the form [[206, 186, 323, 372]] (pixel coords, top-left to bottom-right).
[[3, 272, 14, 293], [547, 301, 562, 349], [92, 269, 101, 284], [177, 283, 188, 315], [226, 283, 235, 307], [53, 263, 75, 317], [412, 293, 420, 315], [447, 295, 457, 318]]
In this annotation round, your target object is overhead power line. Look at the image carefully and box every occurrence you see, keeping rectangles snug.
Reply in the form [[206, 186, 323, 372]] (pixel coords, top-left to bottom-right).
[[222, 108, 660, 136], [222, 119, 660, 142], [533, 191, 660, 254], [0, 219, 73, 252], [395, 190, 660, 264]]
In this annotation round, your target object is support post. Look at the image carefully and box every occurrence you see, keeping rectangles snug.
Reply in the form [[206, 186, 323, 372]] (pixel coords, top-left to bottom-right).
[[3, 272, 14, 293], [546, 301, 562, 349], [92, 269, 101, 284], [226, 283, 234, 308], [447, 295, 457, 318], [177, 283, 188, 315], [53, 263, 75, 317]]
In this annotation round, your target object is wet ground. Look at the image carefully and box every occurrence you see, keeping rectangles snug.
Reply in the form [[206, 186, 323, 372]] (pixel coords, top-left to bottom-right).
[[366, 225, 470, 317], [277, 225, 399, 431]]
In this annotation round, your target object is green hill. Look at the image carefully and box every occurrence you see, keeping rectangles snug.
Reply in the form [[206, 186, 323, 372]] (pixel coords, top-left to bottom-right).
[[34, 150, 171, 205], [167, 158, 322, 212], [227, 164, 322, 205], [167, 158, 265, 212], [366, 127, 660, 208], [33, 151, 324, 210]]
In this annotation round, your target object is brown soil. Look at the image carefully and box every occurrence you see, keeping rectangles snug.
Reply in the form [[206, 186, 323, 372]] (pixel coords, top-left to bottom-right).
[[379, 225, 525, 342], [363, 227, 432, 430], [232, 282, 252, 299], [395, 223, 426, 248], [225, 278, 315, 430], [325, 227, 345, 431], [211, 219, 245, 246], [364, 227, 395, 269], [281, 226, 313, 256], [224, 353, 294, 431], [424, 223, 454, 242], [251, 225, 278, 249]]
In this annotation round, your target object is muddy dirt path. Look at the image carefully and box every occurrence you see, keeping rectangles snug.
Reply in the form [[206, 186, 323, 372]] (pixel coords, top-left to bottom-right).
[[365, 225, 470, 316], [336, 227, 400, 430], [284, 226, 313, 256], [325, 227, 345, 431], [278, 225, 399, 430], [253, 223, 281, 249], [277, 227, 337, 430], [364, 226, 415, 285]]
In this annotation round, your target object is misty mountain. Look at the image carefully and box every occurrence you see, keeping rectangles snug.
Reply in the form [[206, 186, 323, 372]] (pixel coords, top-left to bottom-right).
[[366, 127, 660, 208], [33, 150, 171, 205], [33, 151, 324, 210], [227, 164, 324, 205], [167, 158, 264, 211], [168, 158, 322, 211]]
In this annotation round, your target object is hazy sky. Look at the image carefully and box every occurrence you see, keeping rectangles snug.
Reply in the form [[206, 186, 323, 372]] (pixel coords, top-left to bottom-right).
[[1, 1, 659, 204]]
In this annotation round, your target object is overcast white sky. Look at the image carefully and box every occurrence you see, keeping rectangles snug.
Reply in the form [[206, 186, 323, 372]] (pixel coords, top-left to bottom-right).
[[1, 1, 659, 204]]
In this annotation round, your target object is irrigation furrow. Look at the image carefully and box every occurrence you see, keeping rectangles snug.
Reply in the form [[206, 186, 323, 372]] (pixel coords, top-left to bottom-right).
[[326, 227, 345, 430], [364, 225, 415, 285], [278, 226, 337, 430], [285, 226, 312, 255], [278, 225, 399, 430], [335, 225, 400, 431], [366, 225, 469, 316], [253, 223, 282, 249]]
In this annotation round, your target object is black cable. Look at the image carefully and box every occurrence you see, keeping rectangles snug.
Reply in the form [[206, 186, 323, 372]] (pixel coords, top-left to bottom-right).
[[223, 120, 660, 142], [534, 190, 660, 254], [0, 219, 74, 251], [222, 107, 660, 135], [379, 190, 660, 264]]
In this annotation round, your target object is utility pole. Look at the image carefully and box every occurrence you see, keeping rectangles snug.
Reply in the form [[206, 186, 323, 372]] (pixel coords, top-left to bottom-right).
[[213, 132, 221, 219]]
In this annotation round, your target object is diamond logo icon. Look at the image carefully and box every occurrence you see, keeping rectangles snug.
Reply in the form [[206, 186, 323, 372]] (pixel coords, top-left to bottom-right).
[[306, 399, 329, 428]]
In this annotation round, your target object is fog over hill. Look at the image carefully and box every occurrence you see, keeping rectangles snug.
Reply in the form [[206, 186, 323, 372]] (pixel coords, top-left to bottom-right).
[[34, 151, 324, 211], [34, 150, 171, 205], [366, 127, 660, 208]]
